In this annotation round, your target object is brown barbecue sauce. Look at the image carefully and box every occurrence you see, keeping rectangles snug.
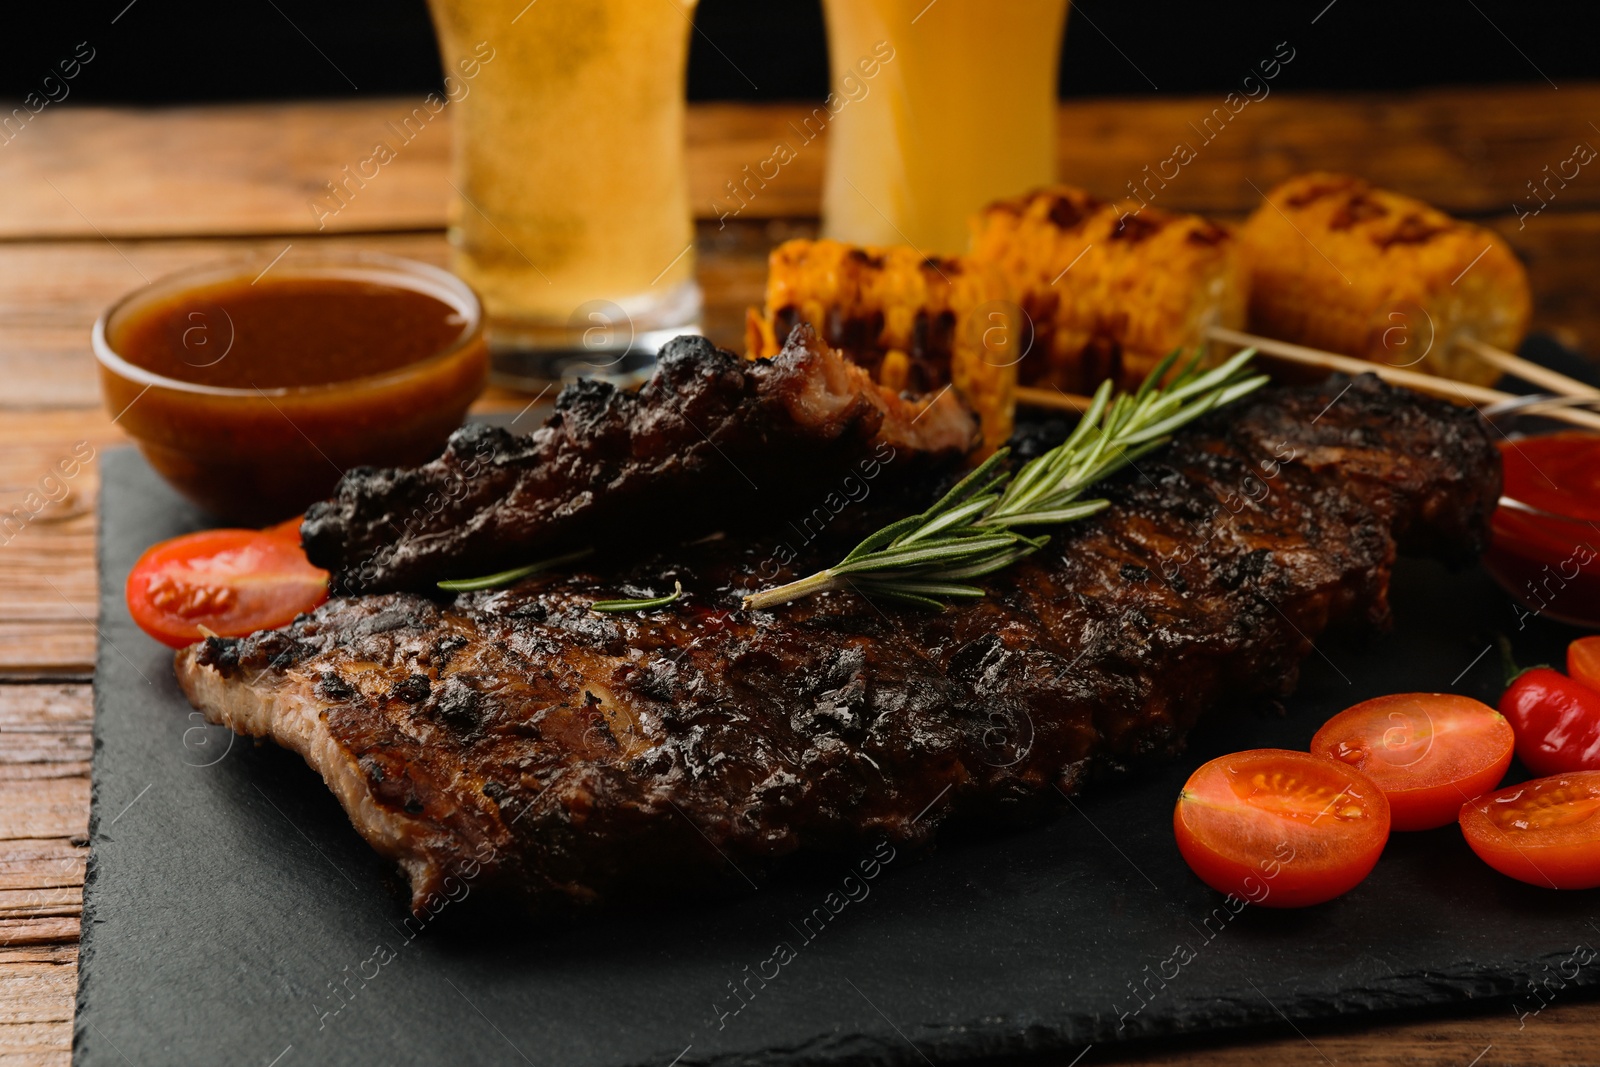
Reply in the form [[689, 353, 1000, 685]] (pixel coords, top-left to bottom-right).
[[112, 276, 468, 388], [98, 266, 488, 524]]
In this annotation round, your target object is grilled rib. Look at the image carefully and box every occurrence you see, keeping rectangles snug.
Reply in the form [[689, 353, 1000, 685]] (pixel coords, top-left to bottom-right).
[[178, 374, 1499, 914], [301, 326, 976, 595]]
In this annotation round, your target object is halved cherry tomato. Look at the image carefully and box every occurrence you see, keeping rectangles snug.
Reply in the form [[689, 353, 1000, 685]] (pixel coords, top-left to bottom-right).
[[1499, 668, 1600, 776], [126, 529, 328, 648], [1310, 693, 1514, 831], [260, 514, 306, 545], [1569, 636, 1600, 695], [1174, 749, 1390, 908], [1459, 771, 1600, 889]]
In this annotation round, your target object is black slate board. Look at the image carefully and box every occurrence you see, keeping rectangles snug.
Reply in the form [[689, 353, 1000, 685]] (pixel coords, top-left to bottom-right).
[[78, 441, 1600, 1067]]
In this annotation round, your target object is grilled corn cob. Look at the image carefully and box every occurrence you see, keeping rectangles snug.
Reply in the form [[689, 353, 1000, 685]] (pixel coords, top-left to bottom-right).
[[1238, 172, 1531, 386], [746, 239, 1019, 455], [968, 186, 1249, 392]]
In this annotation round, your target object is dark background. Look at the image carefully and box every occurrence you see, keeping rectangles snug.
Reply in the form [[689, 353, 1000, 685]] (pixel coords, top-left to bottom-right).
[[5, 0, 1598, 105]]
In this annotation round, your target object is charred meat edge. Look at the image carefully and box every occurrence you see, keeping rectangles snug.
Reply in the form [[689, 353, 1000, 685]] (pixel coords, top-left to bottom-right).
[[302, 326, 976, 595]]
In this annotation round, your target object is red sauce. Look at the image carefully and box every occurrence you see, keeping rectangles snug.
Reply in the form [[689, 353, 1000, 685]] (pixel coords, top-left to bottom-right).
[[1499, 433, 1600, 522], [112, 276, 468, 389], [1486, 434, 1600, 628]]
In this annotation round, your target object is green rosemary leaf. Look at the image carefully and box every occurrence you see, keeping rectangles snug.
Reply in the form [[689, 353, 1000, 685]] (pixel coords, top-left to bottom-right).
[[898, 493, 1001, 545], [1164, 349, 1258, 406], [928, 539, 1050, 580], [742, 349, 1265, 611], [1120, 401, 1221, 446], [831, 534, 1022, 575], [852, 588, 951, 611], [590, 580, 683, 613], [997, 500, 1110, 528], [1051, 379, 1114, 464], [436, 547, 594, 592], [934, 448, 1014, 510], [856, 578, 989, 597], [1213, 373, 1274, 408], [839, 513, 925, 564], [1166, 349, 1209, 392], [1134, 348, 1183, 403]]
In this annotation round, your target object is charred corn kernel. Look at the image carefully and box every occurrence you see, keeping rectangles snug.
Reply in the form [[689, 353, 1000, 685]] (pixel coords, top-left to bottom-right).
[[968, 186, 1249, 392], [1238, 172, 1531, 387], [747, 239, 1019, 455]]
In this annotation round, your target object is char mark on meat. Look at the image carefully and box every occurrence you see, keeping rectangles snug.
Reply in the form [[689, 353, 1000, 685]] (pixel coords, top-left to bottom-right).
[[180, 374, 1500, 914], [301, 326, 976, 594]]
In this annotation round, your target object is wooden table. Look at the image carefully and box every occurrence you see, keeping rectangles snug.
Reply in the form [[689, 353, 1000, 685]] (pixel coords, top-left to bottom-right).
[[4, 86, 1600, 1066]]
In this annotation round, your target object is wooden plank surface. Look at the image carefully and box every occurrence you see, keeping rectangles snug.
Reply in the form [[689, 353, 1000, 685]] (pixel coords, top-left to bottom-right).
[[2, 209, 1594, 420], [0, 222, 784, 413], [3, 85, 1597, 240], [0, 685, 88, 1067], [3, 88, 1600, 1066]]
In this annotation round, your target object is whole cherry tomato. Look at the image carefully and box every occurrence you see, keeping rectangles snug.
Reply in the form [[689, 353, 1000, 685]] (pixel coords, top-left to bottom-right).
[[1499, 668, 1600, 776], [1569, 636, 1600, 694]]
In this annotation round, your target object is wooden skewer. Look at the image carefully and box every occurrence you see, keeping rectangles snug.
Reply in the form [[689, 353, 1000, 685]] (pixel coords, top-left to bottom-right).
[[1205, 326, 1510, 406], [1457, 337, 1600, 399], [1023, 331, 1511, 413], [1204, 324, 1600, 402], [1204, 326, 1600, 432], [1014, 386, 1093, 414], [1014, 328, 1600, 432]]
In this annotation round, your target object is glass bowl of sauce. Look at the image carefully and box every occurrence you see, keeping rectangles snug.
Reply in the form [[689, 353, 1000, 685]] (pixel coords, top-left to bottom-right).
[[1482, 395, 1600, 630], [94, 251, 488, 524]]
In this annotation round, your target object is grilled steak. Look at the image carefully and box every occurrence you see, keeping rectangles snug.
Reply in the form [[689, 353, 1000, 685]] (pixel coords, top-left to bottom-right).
[[302, 326, 976, 594], [178, 374, 1499, 914]]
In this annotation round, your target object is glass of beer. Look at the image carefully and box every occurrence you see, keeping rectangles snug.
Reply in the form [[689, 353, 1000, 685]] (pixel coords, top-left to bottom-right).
[[821, 0, 1070, 254], [427, 0, 702, 383]]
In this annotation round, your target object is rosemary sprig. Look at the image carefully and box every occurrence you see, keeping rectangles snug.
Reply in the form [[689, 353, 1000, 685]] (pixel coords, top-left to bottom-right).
[[591, 581, 683, 613], [742, 349, 1266, 612], [436, 547, 594, 592]]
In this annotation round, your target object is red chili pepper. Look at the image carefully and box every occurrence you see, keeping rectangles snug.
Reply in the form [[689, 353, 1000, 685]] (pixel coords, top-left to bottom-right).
[[1499, 667, 1600, 776]]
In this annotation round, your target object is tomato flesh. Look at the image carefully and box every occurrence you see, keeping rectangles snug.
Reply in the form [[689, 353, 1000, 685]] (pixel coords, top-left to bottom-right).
[[1569, 636, 1600, 696], [1174, 748, 1390, 908], [126, 529, 328, 648], [261, 514, 306, 545], [1459, 771, 1600, 889], [1310, 693, 1514, 831]]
